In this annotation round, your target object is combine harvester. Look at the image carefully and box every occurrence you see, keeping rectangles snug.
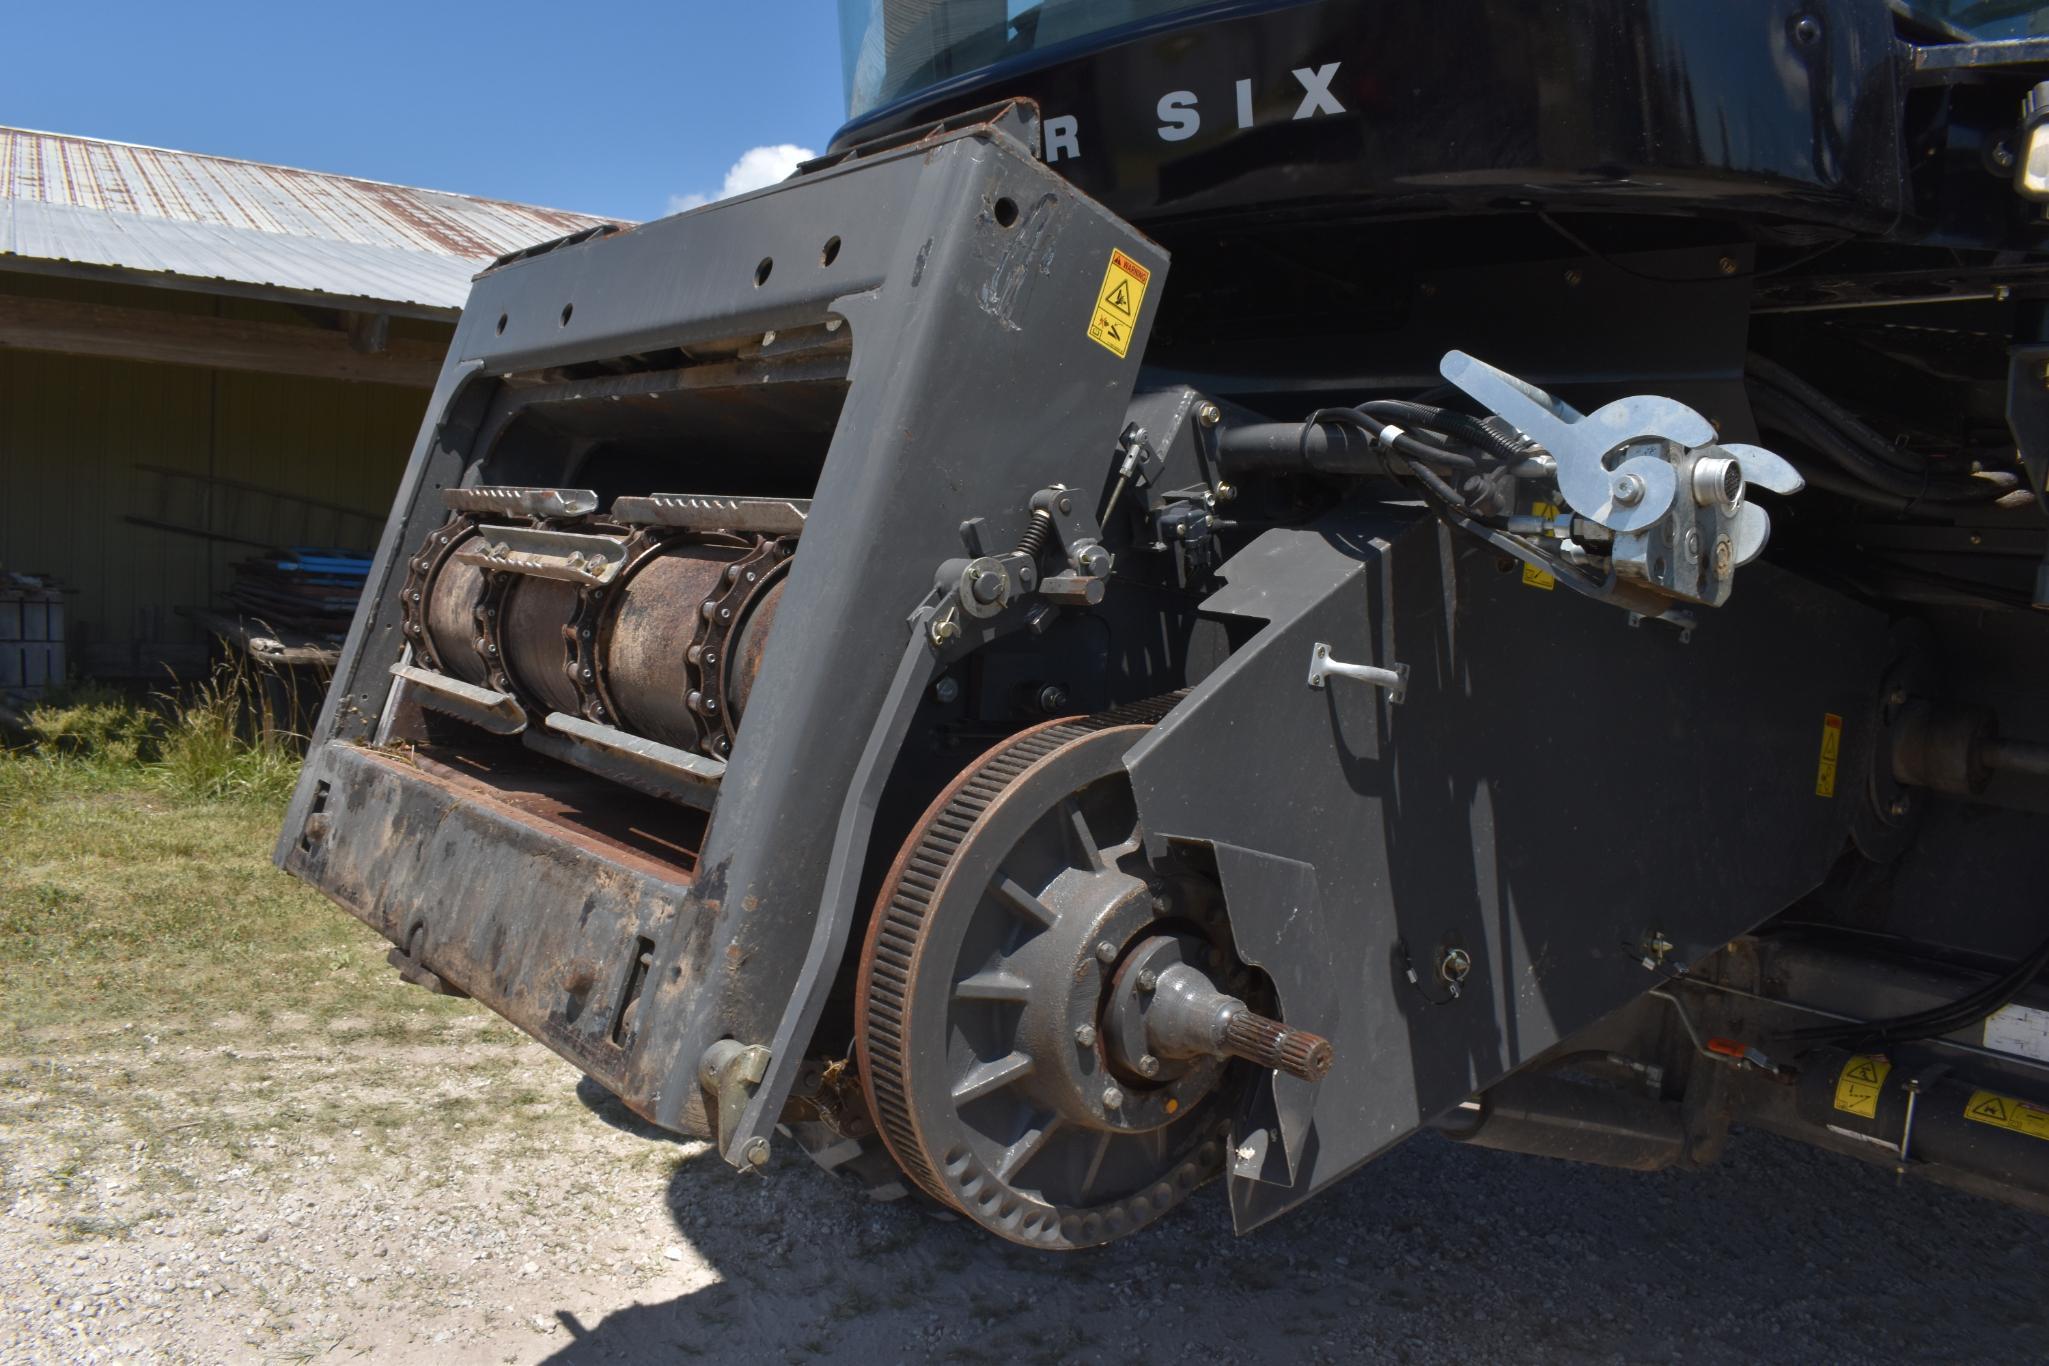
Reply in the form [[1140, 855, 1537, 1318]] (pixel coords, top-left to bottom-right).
[[280, 0, 2049, 1246]]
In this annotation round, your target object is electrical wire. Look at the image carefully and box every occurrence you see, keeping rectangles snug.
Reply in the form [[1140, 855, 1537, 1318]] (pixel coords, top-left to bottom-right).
[[1536, 210, 1849, 284]]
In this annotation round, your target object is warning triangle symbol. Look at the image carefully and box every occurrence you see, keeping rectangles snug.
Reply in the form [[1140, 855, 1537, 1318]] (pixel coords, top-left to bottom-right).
[[1103, 280, 1134, 316], [1973, 1095, 2011, 1121], [1845, 1059, 1880, 1084]]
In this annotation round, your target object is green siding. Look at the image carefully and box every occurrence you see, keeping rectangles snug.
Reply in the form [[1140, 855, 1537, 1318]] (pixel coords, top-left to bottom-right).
[[0, 342, 431, 678]]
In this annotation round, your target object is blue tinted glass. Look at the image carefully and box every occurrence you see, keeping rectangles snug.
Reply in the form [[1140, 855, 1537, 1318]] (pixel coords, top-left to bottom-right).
[[837, 0, 1213, 118]]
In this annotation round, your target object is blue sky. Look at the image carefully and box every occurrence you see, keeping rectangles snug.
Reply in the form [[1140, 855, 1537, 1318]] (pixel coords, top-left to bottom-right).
[[6, 1, 850, 223]]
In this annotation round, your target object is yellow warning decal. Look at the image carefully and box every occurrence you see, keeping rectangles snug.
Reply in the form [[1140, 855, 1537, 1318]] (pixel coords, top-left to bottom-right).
[[1965, 1090, 2049, 1143], [1086, 250, 1151, 359], [1832, 1053, 1890, 1118], [1522, 502, 1558, 589], [1814, 712, 1843, 798]]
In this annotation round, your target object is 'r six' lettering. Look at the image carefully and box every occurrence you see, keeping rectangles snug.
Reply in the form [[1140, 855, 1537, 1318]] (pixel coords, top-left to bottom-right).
[[1043, 62, 1345, 163]]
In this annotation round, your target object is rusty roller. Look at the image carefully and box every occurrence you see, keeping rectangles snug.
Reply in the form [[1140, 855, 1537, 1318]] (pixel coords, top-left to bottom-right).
[[411, 518, 790, 756]]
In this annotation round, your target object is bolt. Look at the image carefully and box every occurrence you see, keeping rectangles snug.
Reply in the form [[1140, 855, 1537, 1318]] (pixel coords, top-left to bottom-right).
[[1101, 1086, 1124, 1110], [933, 676, 961, 704], [1153, 892, 1174, 914], [726, 565, 742, 583], [1791, 13, 1822, 46], [1612, 473, 1646, 507], [1057, 494, 1073, 514], [1564, 268, 1583, 287], [1712, 536, 1733, 578], [1197, 402, 1222, 428], [1438, 946, 1473, 985], [1095, 940, 1118, 965], [1137, 970, 1159, 993], [1074, 1024, 1098, 1048], [1036, 684, 1068, 713], [1137, 1054, 1161, 1078], [742, 1137, 770, 1167], [1684, 528, 1702, 561], [1215, 481, 1238, 502], [1717, 256, 1739, 277], [969, 565, 1005, 604]]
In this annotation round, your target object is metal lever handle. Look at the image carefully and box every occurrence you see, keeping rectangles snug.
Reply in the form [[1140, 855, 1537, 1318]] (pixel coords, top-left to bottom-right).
[[1306, 642, 1408, 701]]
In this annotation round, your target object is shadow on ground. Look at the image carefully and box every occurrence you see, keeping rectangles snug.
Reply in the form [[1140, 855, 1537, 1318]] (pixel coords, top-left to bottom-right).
[[536, 1122, 2049, 1364], [573, 1075, 692, 1145]]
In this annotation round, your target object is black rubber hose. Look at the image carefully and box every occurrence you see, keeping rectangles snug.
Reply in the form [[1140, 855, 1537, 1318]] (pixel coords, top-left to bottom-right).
[[1747, 358, 2013, 504], [1215, 421, 1395, 476], [1782, 928, 2049, 1047]]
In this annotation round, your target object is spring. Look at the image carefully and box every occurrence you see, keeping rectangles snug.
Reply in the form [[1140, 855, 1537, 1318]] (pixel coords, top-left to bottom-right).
[[1015, 508, 1054, 561]]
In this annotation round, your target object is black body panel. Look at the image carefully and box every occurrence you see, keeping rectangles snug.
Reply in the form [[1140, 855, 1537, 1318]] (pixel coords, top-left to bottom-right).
[[836, 0, 1906, 236]]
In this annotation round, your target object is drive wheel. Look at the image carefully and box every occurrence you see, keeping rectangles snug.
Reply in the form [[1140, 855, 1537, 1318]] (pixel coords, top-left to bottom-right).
[[855, 705, 1235, 1249]]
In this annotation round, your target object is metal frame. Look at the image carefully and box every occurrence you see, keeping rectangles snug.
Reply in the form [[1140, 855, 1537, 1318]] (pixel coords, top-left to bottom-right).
[[278, 103, 1172, 1165]]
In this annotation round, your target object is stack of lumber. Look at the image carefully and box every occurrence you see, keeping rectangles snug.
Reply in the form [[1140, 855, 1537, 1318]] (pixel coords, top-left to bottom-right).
[[226, 549, 372, 643]]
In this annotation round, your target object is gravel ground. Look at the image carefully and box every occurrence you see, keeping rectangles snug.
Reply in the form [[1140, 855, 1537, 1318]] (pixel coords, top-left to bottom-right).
[[5, 1016, 2047, 1366]]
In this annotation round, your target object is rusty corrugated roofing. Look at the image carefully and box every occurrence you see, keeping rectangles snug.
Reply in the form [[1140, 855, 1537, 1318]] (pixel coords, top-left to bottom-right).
[[0, 127, 621, 314]]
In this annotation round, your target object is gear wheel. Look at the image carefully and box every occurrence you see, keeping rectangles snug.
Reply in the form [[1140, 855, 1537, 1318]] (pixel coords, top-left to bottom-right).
[[854, 699, 1235, 1249]]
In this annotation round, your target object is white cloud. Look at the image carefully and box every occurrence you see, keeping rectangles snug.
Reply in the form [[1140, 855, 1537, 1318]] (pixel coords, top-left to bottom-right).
[[666, 143, 816, 218]]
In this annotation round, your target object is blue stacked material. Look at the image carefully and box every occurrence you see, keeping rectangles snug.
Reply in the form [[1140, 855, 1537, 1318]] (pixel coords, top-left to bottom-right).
[[228, 548, 372, 642]]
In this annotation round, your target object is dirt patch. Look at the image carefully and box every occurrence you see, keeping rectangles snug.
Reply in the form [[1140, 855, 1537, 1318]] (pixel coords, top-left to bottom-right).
[[5, 773, 2048, 1363]]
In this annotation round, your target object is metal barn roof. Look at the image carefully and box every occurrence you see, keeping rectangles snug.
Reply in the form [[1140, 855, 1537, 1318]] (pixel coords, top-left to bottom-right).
[[0, 127, 617, 317]]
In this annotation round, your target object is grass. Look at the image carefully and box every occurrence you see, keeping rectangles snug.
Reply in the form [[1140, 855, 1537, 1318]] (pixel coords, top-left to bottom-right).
[[0, 668, 462, 1037]]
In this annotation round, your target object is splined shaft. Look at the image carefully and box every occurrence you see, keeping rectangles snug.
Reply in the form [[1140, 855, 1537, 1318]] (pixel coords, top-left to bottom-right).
[[1141, 954, 1336, 1083], [1222, 1008, 1335, 1082]]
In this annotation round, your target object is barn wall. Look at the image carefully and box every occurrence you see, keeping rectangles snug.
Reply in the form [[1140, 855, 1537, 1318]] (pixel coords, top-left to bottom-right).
[[0, 301, 435, 678]]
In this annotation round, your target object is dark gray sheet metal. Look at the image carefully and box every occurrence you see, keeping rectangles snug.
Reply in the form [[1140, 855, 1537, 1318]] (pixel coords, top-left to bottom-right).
[[1124, 513, 1892, 1231], [278, 103, 1170, 1168]]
